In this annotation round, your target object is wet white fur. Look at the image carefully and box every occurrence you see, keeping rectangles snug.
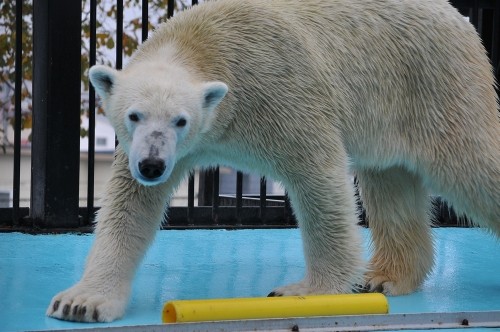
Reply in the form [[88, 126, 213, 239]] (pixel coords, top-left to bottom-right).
[[48, 0, 499, 322]]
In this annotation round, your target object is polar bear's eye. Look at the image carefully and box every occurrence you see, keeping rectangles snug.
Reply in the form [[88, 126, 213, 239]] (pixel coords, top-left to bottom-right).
[[128, 113, 140, 122], [176, 118, 187, 128]]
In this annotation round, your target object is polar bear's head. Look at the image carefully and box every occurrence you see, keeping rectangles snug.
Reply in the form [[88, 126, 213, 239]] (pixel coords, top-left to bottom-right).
[[89, 63, 228, 186]]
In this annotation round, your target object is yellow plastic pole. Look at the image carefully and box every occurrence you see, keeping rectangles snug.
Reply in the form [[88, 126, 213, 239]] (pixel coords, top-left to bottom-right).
[[163, 293, 389, 323]]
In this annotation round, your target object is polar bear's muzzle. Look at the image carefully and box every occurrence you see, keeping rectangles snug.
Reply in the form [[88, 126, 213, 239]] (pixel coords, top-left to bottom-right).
[[131, 153, 174, 186], [128, 126, 177, 186], [138, 157, 166, 180]]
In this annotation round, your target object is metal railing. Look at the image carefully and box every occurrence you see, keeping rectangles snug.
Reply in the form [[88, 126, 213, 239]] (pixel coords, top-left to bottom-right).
[[1, 0, 498, 232]]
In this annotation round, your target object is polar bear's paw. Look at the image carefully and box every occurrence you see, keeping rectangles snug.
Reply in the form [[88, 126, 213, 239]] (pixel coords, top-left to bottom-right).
[[364, 272, 416, 296], [46, 283, 127, 323], [268, 280, 349, 297], [268, 282, 312, 297]]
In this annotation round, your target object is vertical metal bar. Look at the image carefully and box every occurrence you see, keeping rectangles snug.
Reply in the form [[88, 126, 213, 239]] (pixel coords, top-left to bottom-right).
[[236, 171, 243, 224], [259, 177, 267, 221], [116, 0, 124, 70], [13, 0, 23, 225], [31, 0, 82, 228], [470, 0, 479, 30], [477, 8, 483, 36], [284, 192, 292, 226], [167, 0, 174, 18], [198, 170, 214, 206], [478, 6, 493, 59], [86, 0, 97, 225], [492, 0, 500, 86], [212, 168, 220, 224], [114, 0, 123, 148], [142, 0, 148, 42], [187, 173, 195, 224]]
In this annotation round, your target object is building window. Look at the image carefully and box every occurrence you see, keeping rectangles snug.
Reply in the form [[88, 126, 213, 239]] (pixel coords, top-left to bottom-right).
[[96, 137, 107, 147]]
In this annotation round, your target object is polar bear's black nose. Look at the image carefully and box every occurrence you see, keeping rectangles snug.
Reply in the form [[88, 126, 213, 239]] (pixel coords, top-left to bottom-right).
[[138, 158, 166, 180]]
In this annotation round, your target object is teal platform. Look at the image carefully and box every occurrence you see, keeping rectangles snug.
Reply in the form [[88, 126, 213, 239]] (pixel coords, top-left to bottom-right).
[[0, 228, 499, 331]]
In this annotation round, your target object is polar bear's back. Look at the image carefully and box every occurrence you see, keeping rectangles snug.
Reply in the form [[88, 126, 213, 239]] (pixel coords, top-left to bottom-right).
[[132, 0, 498, 162]]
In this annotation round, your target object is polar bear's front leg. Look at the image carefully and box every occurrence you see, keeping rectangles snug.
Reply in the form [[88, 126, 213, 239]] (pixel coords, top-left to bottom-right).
[[46, 148, 182, 322], [270, 169, 365, 296]]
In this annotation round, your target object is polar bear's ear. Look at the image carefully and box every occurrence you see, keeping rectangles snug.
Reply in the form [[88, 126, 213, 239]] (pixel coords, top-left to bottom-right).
[[202, 82, 228, 110], [89, 65, 118, 100]]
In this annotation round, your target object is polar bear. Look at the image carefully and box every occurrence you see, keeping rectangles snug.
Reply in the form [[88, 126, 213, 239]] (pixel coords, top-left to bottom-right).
[[47, 0, 499, 323]]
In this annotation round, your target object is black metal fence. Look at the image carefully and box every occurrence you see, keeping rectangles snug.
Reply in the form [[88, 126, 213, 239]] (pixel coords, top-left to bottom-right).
[[0, 0, 499, 232]]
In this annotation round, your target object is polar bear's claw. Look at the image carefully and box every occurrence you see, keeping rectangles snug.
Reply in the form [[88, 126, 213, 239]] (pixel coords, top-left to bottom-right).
[[363, 272, 418, 296], [270, 282, 313, 296], [351, 283, 371, 293], [364, 282, 384, 293]]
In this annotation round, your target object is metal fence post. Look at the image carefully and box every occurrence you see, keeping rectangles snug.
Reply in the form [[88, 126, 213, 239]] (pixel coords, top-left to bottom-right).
[[492, 0, 500, 86], [31, 0, 82, 228]]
